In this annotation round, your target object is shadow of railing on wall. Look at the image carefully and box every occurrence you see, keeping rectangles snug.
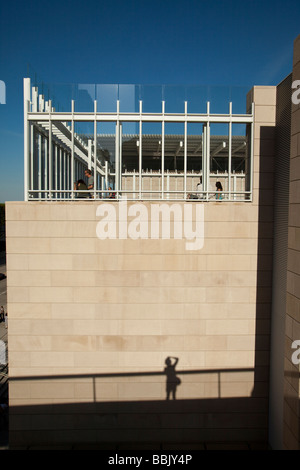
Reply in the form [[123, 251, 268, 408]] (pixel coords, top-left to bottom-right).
[[10, 366, 256, 403], [8, 365, 269, 449]]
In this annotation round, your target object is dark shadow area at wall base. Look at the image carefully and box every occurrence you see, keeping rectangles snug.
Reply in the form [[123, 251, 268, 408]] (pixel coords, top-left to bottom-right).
[[8, 396, 270, 450], [251, 123, 276, 446]]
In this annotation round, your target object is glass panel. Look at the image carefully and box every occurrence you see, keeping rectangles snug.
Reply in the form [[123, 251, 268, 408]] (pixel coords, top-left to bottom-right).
[[41, 134, 48, 195], [139, 86, 163, 113], [121, 122, 139, 199], [164, 86, 186, 114], [232, 123, 249, 200], [230, 86, 251, 114], [119, 85, 139, 113], [142, 122, 162, 199], [74, 121, 95, 197], [164, 122, 184, 200], [208, 86, 231, 115], [187, 123, 203, 199], [96, 122, 116, 197], [185, 86, 209, 114], [96, 85, 118, 112], [37, 83, 74, 112], [74, 84, 96, 112], [209, 123, 229, 200]]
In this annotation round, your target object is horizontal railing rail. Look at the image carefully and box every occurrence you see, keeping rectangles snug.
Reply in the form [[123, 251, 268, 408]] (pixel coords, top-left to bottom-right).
[[28, 189, 252, 202], [10, 367, 255, 401]]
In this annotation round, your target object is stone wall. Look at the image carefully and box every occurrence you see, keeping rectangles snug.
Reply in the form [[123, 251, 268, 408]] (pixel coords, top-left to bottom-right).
[[283, 34, 300, 450], [5, 86, 277, 449]]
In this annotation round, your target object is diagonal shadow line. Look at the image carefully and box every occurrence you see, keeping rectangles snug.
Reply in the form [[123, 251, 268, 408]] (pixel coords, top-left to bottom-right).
[[9, 367, 255, 401], [9, 367, 254, 381]]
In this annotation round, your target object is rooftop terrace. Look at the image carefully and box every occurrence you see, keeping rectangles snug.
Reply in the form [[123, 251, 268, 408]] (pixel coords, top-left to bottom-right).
[[24, 79, 254, 202]]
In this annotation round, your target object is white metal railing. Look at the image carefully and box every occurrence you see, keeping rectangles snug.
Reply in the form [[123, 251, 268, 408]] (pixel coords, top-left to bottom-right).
[[27, 189, 252, 202]]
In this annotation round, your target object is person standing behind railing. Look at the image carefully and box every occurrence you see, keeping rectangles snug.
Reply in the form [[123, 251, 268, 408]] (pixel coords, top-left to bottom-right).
[[85, 169, 94, 198], [108, 186, 116, 198], [74, 180, 89, 198], [197, 176, 204, 199], [215, 181, 223, 200]]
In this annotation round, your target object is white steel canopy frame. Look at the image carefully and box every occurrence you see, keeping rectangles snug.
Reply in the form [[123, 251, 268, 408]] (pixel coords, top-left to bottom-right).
[[24, 78, 254, 202]]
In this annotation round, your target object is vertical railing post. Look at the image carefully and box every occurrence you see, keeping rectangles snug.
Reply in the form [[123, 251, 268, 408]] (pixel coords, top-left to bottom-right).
[[202, 124, 206, 199], [119, 122, 122, 196], [30, 119, 34, 195], [31, 87, 38, 198], [38, 134, 42, 200], [139, 100, 142, 200], [71, 100, 75, 199], [88, 139, 92, 171], [161, 101, 165, 200], [24, 78, 31, 201], [44, 135, 48, 199], [55, 145, 58, 197], [94, 100, 97, 199], [228, 102, 232, 201], [115, 100, 120, 199], [105, 161, 108, 196], [184, 101, 187, 200], [48, 100, 52, 199], [63, 150, 66, 199], [250, 103, 254, 202], [206, 102, 210, 201], [59, 147, 62, 200]]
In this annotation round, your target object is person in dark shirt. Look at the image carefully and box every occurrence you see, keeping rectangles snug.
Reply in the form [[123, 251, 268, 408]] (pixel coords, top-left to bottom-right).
[[215, 181, 223, 200], [108, 186, 116, 198], [74, 179, 89, 198]]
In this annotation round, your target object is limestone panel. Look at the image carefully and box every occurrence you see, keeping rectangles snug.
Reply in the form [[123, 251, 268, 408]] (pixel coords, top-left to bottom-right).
[[6, 193, 267, 447]]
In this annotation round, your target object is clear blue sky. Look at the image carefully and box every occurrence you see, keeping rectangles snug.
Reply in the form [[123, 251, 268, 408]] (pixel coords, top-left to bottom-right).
[[1, 0, 300, 202]]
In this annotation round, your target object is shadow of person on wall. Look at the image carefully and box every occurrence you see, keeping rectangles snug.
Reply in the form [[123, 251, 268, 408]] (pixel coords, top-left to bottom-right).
[[164, 356, 181, 400]]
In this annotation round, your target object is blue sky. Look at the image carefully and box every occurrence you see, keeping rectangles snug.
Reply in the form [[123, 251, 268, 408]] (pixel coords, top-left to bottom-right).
[[0, 0, 300, 202]]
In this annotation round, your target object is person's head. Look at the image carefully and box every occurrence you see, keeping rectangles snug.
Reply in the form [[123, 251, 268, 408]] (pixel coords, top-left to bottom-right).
[[216, 181, 222, 190], [77, 179, 85, 185], [85, 169, 91, 176]]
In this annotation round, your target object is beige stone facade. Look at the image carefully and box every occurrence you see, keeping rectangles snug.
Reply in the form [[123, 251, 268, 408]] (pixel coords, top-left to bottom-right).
[[5, 34, 300, 450], [6, 198, 271, 447], [6, 85, 276, 448]]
